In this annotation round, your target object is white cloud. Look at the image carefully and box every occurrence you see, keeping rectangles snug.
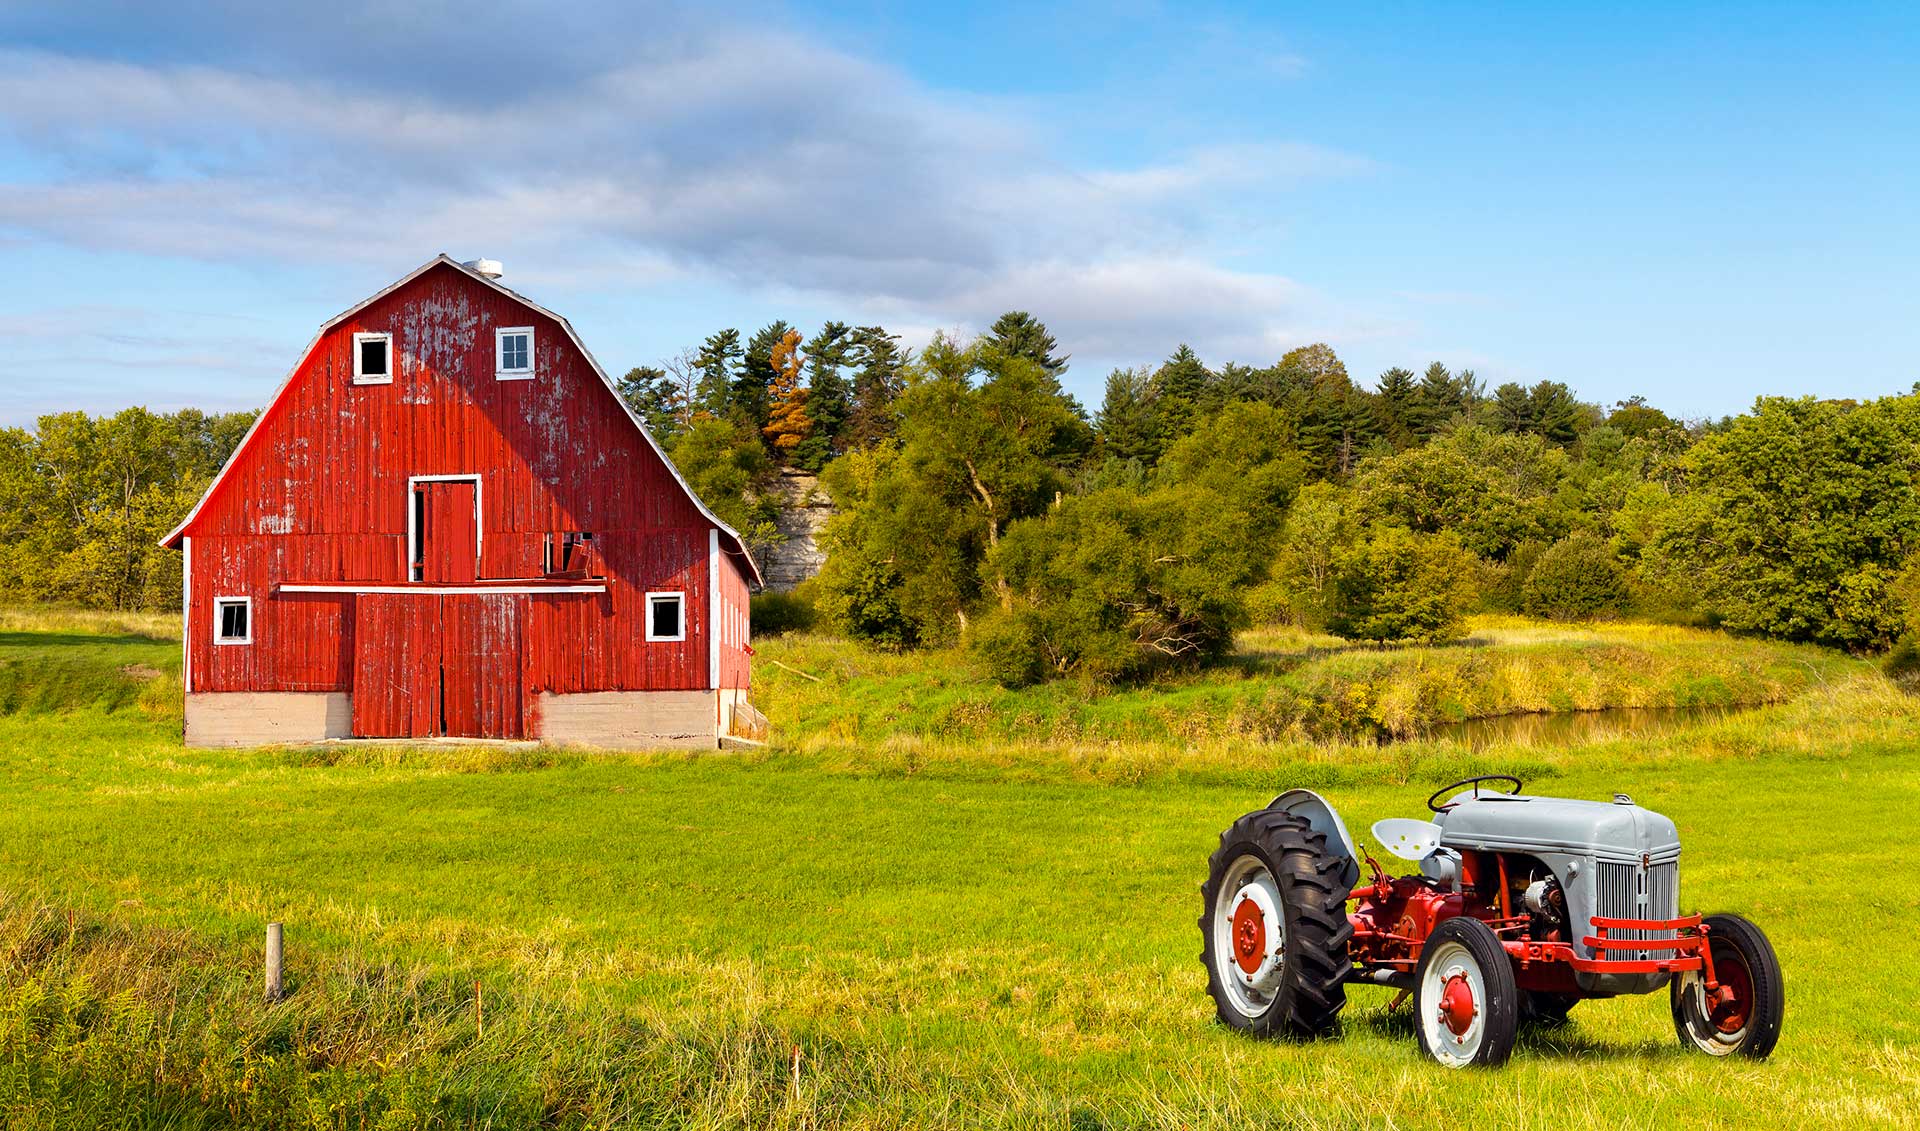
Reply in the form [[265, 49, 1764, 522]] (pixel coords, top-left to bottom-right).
[[0, 7, 1375, 378]]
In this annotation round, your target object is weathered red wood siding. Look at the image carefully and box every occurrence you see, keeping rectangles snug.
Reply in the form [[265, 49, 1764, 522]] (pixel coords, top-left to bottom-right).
[[183, 262, 716, 703], [716, 550, 752, 691]]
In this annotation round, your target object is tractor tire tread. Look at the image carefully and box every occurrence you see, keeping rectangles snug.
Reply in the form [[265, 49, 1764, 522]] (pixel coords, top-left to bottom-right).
[[1413, 916, 1520, 1067], [1670, 912, 1784, 1060], [1200, 807, 1353, 1038]]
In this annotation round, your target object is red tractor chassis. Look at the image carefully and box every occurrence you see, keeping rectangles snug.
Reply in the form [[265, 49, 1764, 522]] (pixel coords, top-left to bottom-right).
[[1346, 852, 1722, 1000]]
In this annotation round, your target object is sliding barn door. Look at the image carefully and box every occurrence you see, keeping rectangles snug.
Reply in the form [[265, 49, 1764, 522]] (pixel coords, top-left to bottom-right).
[[351, 592, 525, 739], [439, 595, 524, 739], [351, 593, 441, 737]]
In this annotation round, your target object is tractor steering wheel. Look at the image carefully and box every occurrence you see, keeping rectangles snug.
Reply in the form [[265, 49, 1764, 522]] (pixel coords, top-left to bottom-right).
[[1426, 774, 1524, 813]]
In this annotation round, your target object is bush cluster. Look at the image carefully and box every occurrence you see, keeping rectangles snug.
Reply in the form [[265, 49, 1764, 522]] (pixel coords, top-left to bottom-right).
[[1522, 534, 1627, 620]]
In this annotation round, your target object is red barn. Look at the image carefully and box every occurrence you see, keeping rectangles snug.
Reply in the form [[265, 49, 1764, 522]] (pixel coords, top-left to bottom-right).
[[162, 255, 762, 748]]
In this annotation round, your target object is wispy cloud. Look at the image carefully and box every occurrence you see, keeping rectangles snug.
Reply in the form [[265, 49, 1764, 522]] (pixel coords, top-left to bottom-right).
[[0, 304, 287, 419], [0, 3, 1373, 370]]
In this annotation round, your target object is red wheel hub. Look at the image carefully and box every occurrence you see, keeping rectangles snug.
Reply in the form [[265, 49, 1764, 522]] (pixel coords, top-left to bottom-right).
[[1231, 898, 1267, 975], [1438, 974, 1477, 1036], [1707, 949, 1754, 1034]]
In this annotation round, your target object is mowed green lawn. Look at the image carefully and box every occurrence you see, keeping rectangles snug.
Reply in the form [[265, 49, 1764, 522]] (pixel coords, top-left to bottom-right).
[[1, 615, 1917, 1128]]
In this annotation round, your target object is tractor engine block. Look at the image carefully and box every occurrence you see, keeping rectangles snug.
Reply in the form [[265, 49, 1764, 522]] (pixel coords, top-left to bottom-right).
[[1348, 876, 1480, 970]]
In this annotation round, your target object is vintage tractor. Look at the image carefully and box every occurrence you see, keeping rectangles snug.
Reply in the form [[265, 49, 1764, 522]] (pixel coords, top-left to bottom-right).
[[1200, 776, 1784, 1067]]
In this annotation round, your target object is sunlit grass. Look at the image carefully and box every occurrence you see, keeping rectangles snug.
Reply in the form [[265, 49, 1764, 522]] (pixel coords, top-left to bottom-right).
[[754, 615, 1865, 755], [0, 613, 1915, 1127], [0, 603, 178, 640]]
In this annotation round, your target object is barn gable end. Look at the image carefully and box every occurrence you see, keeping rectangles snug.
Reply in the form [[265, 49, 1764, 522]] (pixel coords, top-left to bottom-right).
[[168, 256, 758, 748]]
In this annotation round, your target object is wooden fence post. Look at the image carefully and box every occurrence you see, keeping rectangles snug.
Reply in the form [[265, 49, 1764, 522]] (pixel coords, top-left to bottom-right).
[[265, 922, 284, 1003]]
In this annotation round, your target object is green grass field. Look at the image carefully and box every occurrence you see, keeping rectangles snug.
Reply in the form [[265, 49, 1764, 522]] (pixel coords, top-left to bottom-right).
[[1, 609, 1916, 1128]]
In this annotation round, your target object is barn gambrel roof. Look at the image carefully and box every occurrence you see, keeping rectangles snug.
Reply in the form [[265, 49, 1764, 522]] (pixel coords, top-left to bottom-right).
[[160, 254, 761, 586]]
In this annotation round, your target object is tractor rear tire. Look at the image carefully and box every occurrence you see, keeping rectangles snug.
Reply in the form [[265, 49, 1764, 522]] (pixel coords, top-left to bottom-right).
[[1413, 917, 1520, 1068], [1200, 807, 1353, 1037], [1671, 912, 1784, 1060]]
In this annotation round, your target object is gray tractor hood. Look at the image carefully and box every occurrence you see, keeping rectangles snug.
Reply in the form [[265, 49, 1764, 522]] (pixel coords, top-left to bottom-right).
[[1435, 791, 1680, 865], [1436, 789, 1686, 993]]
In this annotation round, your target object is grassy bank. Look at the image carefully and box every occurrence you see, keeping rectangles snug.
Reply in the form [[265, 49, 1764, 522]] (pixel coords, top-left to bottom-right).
[[0, 605, 179, 718], [754, 616, 1863, 769], [1, 614, 1916, 1127]]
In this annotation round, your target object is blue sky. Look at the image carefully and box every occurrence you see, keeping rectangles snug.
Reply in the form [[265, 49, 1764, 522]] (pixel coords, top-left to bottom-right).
[[1, 1, 1915, 425]]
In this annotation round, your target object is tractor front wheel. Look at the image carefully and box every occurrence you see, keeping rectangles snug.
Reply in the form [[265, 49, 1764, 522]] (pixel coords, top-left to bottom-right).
[[1671, 913, 1784, 1060], [1413, 917, 1520, 1067], [1199, 808, 1353, 1037]]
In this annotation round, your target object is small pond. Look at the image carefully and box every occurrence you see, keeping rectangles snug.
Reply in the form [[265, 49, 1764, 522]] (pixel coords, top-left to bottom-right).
[[1416, 704, 1762, 748]]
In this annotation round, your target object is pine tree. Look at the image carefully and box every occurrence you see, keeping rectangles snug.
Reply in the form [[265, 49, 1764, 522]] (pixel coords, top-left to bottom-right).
[[1491, 382, 1536, 434], [1207, 361, 1270, 408], [1144, 345, 1211, 456], [1527, 381, 1585, 445], [982, 311, 1068, 375], [1416, 361, 1481, 436], [1373, 366, 1421, 449], [795, 322, 854, 471], [738, 321, 792, 431], [1097, 367, 1160, 465], [762, 328, 813, 460], [616, 365, 683, 439], [844, 325, 907, 448], [693, 329, 743, 419], [1154, 344, 1210, 402]]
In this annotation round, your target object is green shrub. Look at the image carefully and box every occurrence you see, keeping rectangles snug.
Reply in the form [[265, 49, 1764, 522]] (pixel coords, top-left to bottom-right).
[[970, 608, 1049, 688], [812, 546, 919, 649], [1480, 539, 1545, 613], [751, 588, 816, 636], [1522, 534, 1626, 620], [1884, 635, 1920, 690], [975, 487, 1237, 686], [1325, 527, 1477, 643], [1243, 580, 1294, 627]]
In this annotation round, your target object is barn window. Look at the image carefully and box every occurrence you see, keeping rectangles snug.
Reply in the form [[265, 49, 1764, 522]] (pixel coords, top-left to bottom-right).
[[546, 531, 597, 577], [213, 596, 252, 645], [352, 332, 392, 384], [645, 591, 685, 642], [496, 327, 534, 380]]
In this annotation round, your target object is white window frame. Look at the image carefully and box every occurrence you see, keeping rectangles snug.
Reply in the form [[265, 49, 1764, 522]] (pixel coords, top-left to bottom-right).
[[213, 596, 253, 646], [352, 331, 393, 385], [496, 326, 535, 381], [645, 590, 686, 642]]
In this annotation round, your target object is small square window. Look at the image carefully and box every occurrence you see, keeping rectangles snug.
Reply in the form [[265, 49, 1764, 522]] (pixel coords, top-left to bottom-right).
[[497, 327, 534, 380], [645, 591, 685, 642], [353, 332, 392, 384], [214, 596, 252, 645]]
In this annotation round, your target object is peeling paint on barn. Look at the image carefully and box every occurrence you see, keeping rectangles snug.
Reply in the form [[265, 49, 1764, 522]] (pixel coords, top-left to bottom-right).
[[162, 255, 762, 750]]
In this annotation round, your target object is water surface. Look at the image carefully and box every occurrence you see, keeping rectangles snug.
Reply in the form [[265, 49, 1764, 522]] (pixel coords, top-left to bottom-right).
[[1418, 704, 1758, 748]]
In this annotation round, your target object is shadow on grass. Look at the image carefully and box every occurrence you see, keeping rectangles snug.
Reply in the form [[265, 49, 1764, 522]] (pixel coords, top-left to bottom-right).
[[0, 631, 170, 649], [1340, 1003, 1681, 1062]]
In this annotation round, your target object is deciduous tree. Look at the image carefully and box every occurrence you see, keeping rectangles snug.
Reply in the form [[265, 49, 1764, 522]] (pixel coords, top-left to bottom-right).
[[762, 328, 813, 461]]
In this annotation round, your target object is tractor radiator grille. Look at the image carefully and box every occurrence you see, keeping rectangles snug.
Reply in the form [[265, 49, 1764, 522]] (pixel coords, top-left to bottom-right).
[[1596, 861, 1679, 958]]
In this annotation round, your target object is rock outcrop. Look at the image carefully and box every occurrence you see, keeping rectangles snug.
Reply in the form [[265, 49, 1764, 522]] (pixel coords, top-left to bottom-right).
[[761, 469, 834, 591]]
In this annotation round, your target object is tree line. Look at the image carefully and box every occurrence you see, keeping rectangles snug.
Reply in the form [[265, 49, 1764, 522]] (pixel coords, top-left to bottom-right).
[[8, 313, 1920, 691], [0, 409, 257, 610], [648, 311, 1920, 685]]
